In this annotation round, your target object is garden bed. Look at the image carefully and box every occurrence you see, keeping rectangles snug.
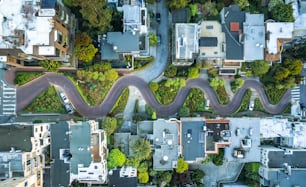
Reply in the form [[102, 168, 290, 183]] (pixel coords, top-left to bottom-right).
[[237, 90, 251, 112], [14, 72, 44, 85], [215, 85, 229, 105]]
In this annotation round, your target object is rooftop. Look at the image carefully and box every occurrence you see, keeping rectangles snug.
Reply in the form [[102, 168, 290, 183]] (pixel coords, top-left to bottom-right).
[[266, 22, 294, 55], [50, 122, 70, 187], [220, 5, 245, 60], [205, 119, 230, 152], [70, 122, 91, 174], [181, 118, 205, 162], [108, 167, 137, 187], [122, 5, 147, 33], [243, 13, 265, 61], [174, 23, 199, 62], [152, 119, 179, 170], [0, 124, 33, 152], [267, 149, 306, 168]]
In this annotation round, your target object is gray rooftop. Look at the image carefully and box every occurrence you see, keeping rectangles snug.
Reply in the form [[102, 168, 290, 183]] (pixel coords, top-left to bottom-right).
[[220, 5, 245, 60], [70, 121, 91, 174], [259, 167, 306, 186], [107, 32, 139, 52], [267, 149, 306, 168], [49, 122, 70, 187], [152, 119, 179, 170], [181, 119, 205, 162], [199, 37, 218, 47], [0, 124, 33, 152], [243, 13, 265, 61]]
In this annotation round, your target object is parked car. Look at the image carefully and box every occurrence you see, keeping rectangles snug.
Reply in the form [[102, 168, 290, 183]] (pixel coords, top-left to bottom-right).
[[157, 34, 161, 45], [249, 101, 254, 111], [235, 128, 240, 136], [156, 13, 161, 23], [249, 128, 253, 136], [60, 92, 69, 104], [65, 104, 74, 114], [205, 100, 210, 110]]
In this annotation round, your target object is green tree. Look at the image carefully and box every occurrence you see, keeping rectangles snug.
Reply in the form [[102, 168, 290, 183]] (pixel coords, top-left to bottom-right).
[[249, 60, 270, 77], [234, 0, 249, 9], [108, 148, 126, 169], [189, 4, 198, 16], [191, 169, 205, 184], [137, 162, 148, 173], [209, 77, 220, 89], [101, 117, 117, 136], [125, 157, 141, 168], [74, 33, 98, 63], [149, 82, 159, 92], [164, 65, 178, 78], [271, 3, 294, 22], [138, 172, 149, 184], [178, 106, 190, 117], [149, 34, 158, 46], [39, 60, 61, 72], [157, 171, 173, 184], [283, 58, 303, 76], [274, 67, 290, 81], [176, 158, 188, 173], [152, 112, 157, 120], [167, 0, 188, 10], [104, 69, 119, 81], [131, 138, 152, 161], [188, 67, 199, 78], [268, 0, 284, 11], [201, 1, 219, 17]]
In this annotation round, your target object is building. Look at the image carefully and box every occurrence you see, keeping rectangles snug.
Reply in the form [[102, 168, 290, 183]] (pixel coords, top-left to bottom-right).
[[0, 123, 51, 187], [69, 120, 108, 185], [205, 119, 231, 154], [198, 21, 226, 67], [122, 5, 148, 34], [173, 23, 199, 66], [180, 117, 206, 162], [0, 0, 76, 66], [265, 22, 294, 62], [259, 146, 306, 186], [108, 167, 137, 187]]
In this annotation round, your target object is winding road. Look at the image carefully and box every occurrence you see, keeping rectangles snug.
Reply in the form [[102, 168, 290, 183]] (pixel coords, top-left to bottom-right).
[[16, 73, 290, 118]]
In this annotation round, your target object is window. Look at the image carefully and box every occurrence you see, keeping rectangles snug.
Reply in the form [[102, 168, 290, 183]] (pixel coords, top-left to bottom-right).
[[206, 25, 213, 29]]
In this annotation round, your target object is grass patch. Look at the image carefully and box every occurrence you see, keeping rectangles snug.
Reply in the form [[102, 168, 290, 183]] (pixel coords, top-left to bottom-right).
[[237, 90, 251, 112], [215, 86, 229, 105], [23, 86, 65, 113], [265, 87, 287, 104], [254, 98, 266, 112], [14, 72, 44, 85], [110, 88, 129, 115]]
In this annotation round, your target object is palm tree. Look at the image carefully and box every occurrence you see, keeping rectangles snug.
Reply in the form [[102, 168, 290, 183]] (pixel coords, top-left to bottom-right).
[[131, 138, 152, 161]]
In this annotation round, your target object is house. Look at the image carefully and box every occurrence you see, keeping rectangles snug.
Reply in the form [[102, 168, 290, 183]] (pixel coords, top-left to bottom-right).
[[198, 21, 226, 67], [265, 22, 294, 62], [122, 5, 148, 34], [0, 123, 51, 187], [0, 0, 76, 66], [172, 23, 199, 66], [205, 118, 231, 154], [108, 167, 137, 187], [69, 120, 108, 185], [180, 117, 206, 163], [259, 146, 306, 186]]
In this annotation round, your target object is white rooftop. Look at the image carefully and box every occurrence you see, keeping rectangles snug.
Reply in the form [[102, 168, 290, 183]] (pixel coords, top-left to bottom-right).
[[0, 0, 54, 54], [266, 22, 294, 54], [175, 23, 199, 60], [122, 5, 147, 33], [260, 118, 291, 138]]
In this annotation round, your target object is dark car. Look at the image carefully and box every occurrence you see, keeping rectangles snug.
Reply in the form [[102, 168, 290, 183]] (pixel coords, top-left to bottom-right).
[[157, 34, 161, 45], [156, 13, 161, 23]]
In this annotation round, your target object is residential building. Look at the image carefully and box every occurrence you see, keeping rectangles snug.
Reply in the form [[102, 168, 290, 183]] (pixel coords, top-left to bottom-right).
[[0, 123, 51, 187], [260, 118, 306, 148], [259, 146, 306, 186], [180, 117, 206, 163], [205, 118, 231, 154], [172, 23, 199, 66], [122, 5, 148, 34], [69, 120, 108, 185], [108, 167, 137, 187], [265, 22, 294, 62], [0, 0, 76, 67], [198, 21, 226, 67]]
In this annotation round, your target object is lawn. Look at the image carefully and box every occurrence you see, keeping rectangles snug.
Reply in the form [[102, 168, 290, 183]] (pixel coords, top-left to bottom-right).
[[237, 90, 251, 112], [23, 86, 65, 113], [14, 72, 44, 85]]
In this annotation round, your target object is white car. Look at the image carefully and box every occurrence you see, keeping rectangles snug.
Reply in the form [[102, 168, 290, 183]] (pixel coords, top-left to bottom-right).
[[60, 92, 69, 104], [65, 104, 74, 114], [249, 101, 254, 111]]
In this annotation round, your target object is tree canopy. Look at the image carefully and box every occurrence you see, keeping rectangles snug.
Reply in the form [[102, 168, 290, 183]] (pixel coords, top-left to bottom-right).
[[249, 60, 270, 77], [74, 33, 98, 63], [176, 158, 189, 173], [283, 58, 303, 76], [101, 117, 117, 136], [188, 67, 199, 78], [149, 34, 158, 46], [131, 138, 152, 161], [138, 172, 149, 184], [39, 60, 61, 72], [191, 169, 205, 184], [167, 0, 188, 10], [107, 148, 126, 169], [234, 0, 249, 9], [271, 3, 294, 22]]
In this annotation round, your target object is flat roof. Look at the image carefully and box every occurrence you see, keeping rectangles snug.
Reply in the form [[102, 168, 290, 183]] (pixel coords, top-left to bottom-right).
[[50, 122, 70, 187], [108, 168, 137, 187], [175, 23, 198, 60], [107, 32, 139, 52], [266, 22, 294, 55], [0, 124, 33, 152], [260, 118, 291, 138], [181, 119, 205, 161], [243, 13, 265, 61], [268, 149, 306, 168], [220, 5, 245, 60], [199, 37, 218, 47], [70, 122, 91, 174]]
